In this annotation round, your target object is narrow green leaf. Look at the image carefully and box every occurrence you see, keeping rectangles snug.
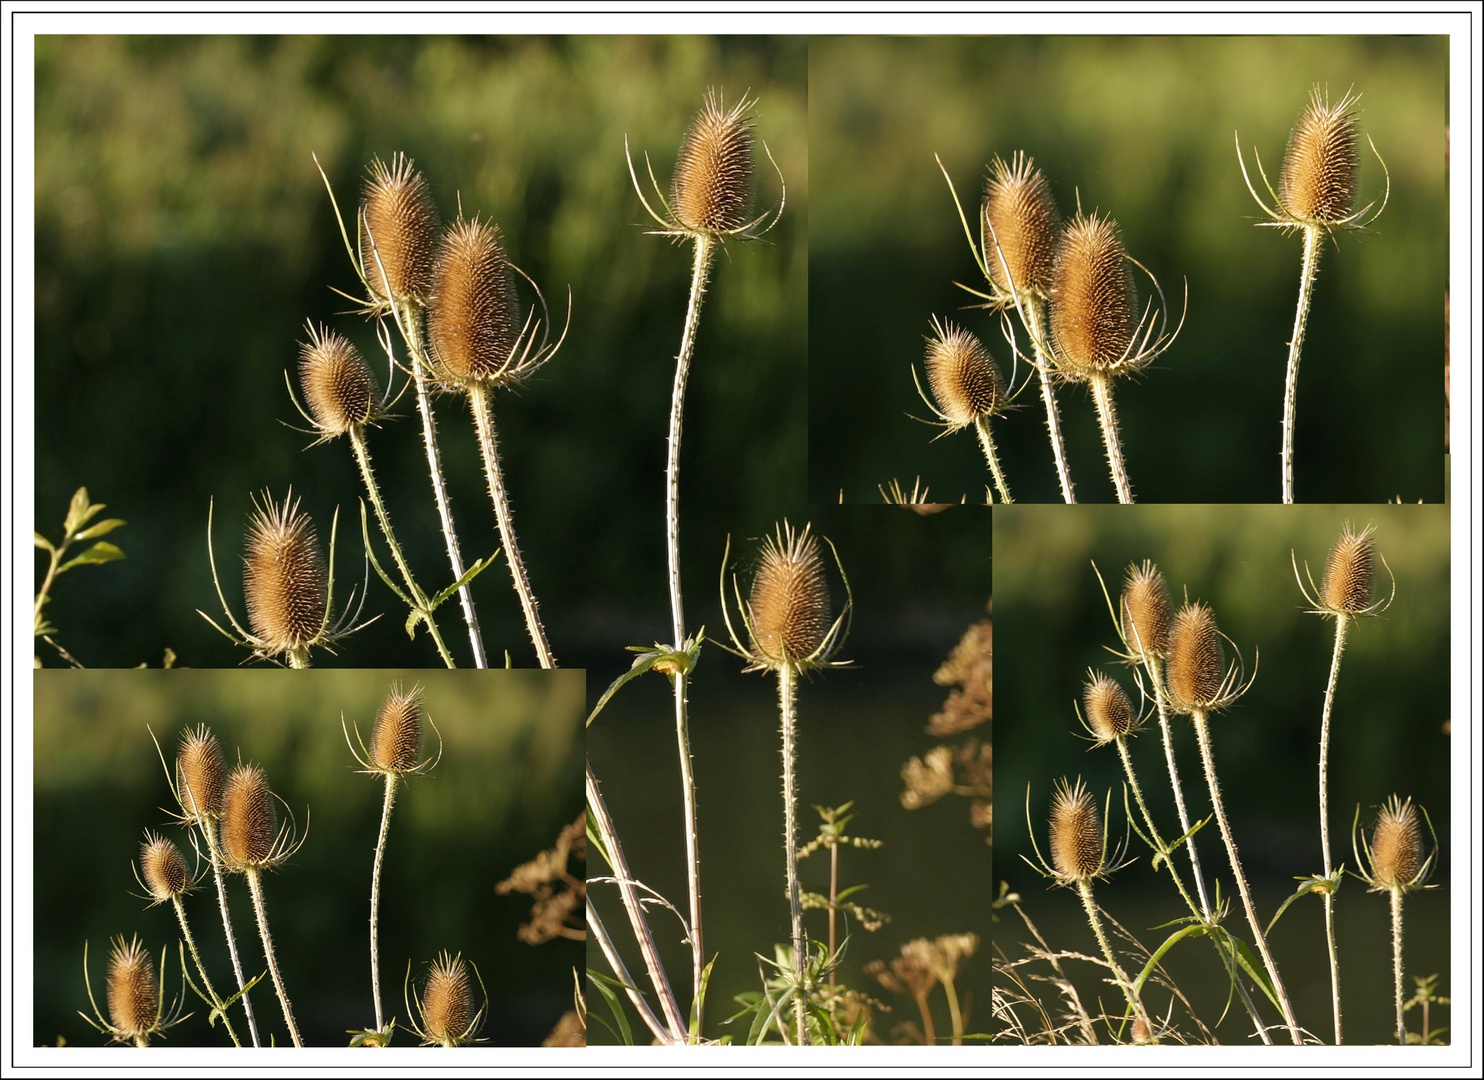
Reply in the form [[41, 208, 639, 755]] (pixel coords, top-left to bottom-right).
[[34, 532, 55, 552], [57, 541, 124, 573], [64, 487, 96, 534], [1266, 872, 1341, 936], [1132, 923, 1206, 997], [690, 954, 717, 1036], [585, 969, 635, 1046], [74, 517, 126, 541], [586, 807, 612, 871], [1216, 929, 1281, 1013], [587, 649, 666, 727], [428, 550, 500, 609]]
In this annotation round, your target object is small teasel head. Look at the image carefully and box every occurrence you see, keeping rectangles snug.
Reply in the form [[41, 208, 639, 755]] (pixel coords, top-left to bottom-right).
[[1297, 521, 1393, 619], [175, 725, 224, 825], [360, 152, 438, 307], [79, 935, 185, 1045], [408, 951, 486, 1046], [1080, 670, 1137, 746], [138, 832, 192, 904], [427, 217, 523, 390], [1050, 211, 1138, 379], [1356, 795, 1436, 894], [723, 521, 852, 674], [1165, 601, 1251, 713], [917, 317, 1010, 431], [220, 763, 284, 872], [346, 682, 440, 778], [1280, 87, 1361, 226], [1048, 777, 1107, 884], [1121, 560, 1171, 661], [242, 491, 329, 661], [296, 323, 380, 439], [982, 151, 1060, 299], [672, 89, 756, 235]]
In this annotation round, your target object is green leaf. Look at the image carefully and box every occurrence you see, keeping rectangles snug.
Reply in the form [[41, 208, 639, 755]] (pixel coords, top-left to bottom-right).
[[586, 969, 635, 1045], [690, 954, 717, 1037], [34, 532, 55, 552], [1214, 928, 1281, 1013], [428, 550, 501, 609], [64, 487, 98, 535], [586, 807, 612, 871], [57, 541, 124, 573], [1267, 870, 1343, 935], [1132, 923, 1207, 997], [74, 517, 125, 541], [403, 609, 423, 640]]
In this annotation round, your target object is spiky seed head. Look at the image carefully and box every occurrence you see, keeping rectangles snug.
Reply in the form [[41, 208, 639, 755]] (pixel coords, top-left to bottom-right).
[[139, 833, 190, 902], [370, 683, 423, 774], [1280, 88, 1360, 225], [1050, 212, 1137, 377], [1049, 777, 1102, 883], [748, 523, 832, 668], [1321, 523, 1377, 615], [983, 152, 1060, 296], [1131, 1017, 1153, 1045], [422, 952, 473, 1043], [243, 493, 327, 657], [1083, 672, 1134, 744], [298, 326, 378, 436], [925, 321, 1007, 426], [1369, 796, 1424, 890], [361, 153, 438, 305], [176, 725, 224, 822], [1166, 602, 1226, 712], [107, 936, 159, 1039], [1122, 561, 1171, 659], [220, 764, 277, 870], [428, 219, 520, 388], [672, 91, 755, 235]]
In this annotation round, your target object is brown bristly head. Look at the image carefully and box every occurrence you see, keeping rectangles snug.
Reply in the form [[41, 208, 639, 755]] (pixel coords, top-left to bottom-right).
[[1049, 777, 1103, 883], [1321, 522, 1377, 615], [1280, 87, 1360, 225], [421, 951, 474, 1043], [983, 152, 1060, 297], [1369, 795, 1424, 890], [370, 683, 423, 774], [672, 90, 755, 235], [1050, 211, 1137, 378], [748, 522, 832, 668], [925, 320, 1007, 427], [243, 492, 327, 658], [299, 324, 378, 436], [1083, 671, 1134, 744], [1122, 560, 1171, 659], [361, 153, 438, 305], [140, 832, 190, 902], [428, 218, 520, 388], [176, 725, 224, 822], [1166, 601, 1225, 712], [107, 935, 159, 1040], [220, 763, 278, 870]]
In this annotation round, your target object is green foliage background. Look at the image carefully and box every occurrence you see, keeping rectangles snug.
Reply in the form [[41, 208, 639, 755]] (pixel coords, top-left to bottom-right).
[[810, 36, 1446, 504], [34, 668, 583, 1046]]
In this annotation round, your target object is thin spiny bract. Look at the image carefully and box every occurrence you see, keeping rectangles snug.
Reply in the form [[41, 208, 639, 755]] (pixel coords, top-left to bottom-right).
[[923, 319, 1008, 429], [1321, 522, 1377, 615], [1050, 212, 1139, 380], [243, 492, 328, 660], [139, 832, 191, 903], [1048, 777, 1104, 884], [220, 764, 278, 871], [747, 523, 833, 669], [370, 682, 423, 774], [983, 152, 1060, 299], [299, 324, 379, 437], [672, 90, 756, 235], [106, 936, 161, 1042], [1121, 561, 1171, 660], [361, 152, 439, 306], [1280, 88, 1361, 227], [1164, 602, 1226, 713], [427, 218, 521, 389]]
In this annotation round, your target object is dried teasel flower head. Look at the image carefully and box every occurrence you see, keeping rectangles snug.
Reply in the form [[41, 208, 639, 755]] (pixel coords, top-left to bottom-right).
[[139, 832, 191, 903], [1164, 601, 1249, 714], [672, 89, 756, 236], [176, 725, 224, 823], [1359, 795, 1435, 894], [1081, 670, 1136, 745], [1295, 521, 1392, 619], [1280, 87, 1361, 226], [219, 763, 279, 871], [106, 935, 160, 1041], [1050, 211, 1139, 380], [983, 151, 1060, 298], [745, 522, 833, 671], [920, 317, 1009, 430], [412, 952, 484, 1046], [297, 323, 379, 439], [370, 683, 423, 774], [242, 491, 328, 660], [1048, 777, 1105, 884], [1121, 560, 1171, 660], [427, 218, 522, 390], [360, 152, 438, 307]]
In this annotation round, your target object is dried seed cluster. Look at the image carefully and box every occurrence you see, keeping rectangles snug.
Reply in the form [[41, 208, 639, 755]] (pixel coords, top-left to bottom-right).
[[1122, 560, 1171, 659], [1280, 88, 1360, 225], [672, 92, 755, 235], [220, 763, 277, 870], [428, 219, 520, 387], [1166, 602, 1225, 712], [299, 326, 378, 436], [106, 936, 159, 1039], [243, 494, 327, 657], [1370, 796, 1424, 890], [1049, 778, 1103, 883], [370, 684, 423, 774], [983, 152, 1060, 297], [749, 524, 832, 667], [421, 952, 473, 1043], [139, 833, 190, 902], [361, 154, 438, 305], [925, 321, 1007, 427], [176, 725, 224, 823], [1321, 523, 1377, 615], [1083, 672, 1134, 744], [1051, 212, 1137, 376]]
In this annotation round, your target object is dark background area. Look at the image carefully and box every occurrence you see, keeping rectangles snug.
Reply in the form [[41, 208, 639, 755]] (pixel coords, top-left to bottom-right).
[[993, 504, 1450, 1043], [34, 668, 584, 1047], [809, 36, 1447, 505]]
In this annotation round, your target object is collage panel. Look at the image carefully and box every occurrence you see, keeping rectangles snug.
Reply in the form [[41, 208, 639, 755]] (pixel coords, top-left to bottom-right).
[[992, 504, 1449, 1045], [33, 667, 584, 1047]]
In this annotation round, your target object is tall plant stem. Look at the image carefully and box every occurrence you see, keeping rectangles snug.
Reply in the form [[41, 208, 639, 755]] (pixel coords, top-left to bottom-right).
[[369, 772, 397, 1032], [395, 302, 487, 669], [1318, 612, 1350, 1044], [245, 868, 302, 1047], [1390, 886, 1406, 1045], [974, 417, 1013, 504], [286, 647, 309, 670], [665, 234, 715, 1017], [1089, 372, 1134, 503], [207, 854, 260, 1046], [1282, 225, 1323, 504], [942, 975, 965, 1046], [1075, 879, 1152, 1040], [588, 900, 671, 1044], [468, 383, 555, 668], [778, 664, 808, 1046], [585, 762, 687, 1042], [1192, 709, 1303, 1044], [170, 896, 241, 1046], [349, 426, 456, 668], [827, 841, 839, 989], [1023, 299, 1076, 503]]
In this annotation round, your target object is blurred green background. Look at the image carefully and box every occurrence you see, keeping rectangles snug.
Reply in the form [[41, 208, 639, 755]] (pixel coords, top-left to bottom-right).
[[33, 35, 806, 669], [810, 37, 1446, 504], [34, 668, 583, 1046], [587, 504, 994, 1044], [993, 504, 1449, 1042]]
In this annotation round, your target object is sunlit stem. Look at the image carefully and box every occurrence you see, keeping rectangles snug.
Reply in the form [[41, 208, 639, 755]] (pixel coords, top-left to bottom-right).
[[778, 664, 808, 1046], [1281, 225, 1323, 504], [200, 821, 260, 1046], [942, 973, 964, 1046], [1390, 885, 1406, 1045], [369, 771, 397, 1032], [1319, 612, 1350, 1044], [1021, 298, 1076, 503], [286, 647, 309, 670], [171, 895, 241, 1046], [245, 868, 302, 1047], [1089, 372, 1134, 503], [587, 899, 671, 1044], [974, 416, 1012, 504], [1075, 879, 1152, 1041]]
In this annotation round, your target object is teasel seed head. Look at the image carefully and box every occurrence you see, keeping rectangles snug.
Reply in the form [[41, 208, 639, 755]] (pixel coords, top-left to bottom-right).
[[421, 951, 474, 1044], [243, 492, 328, 659], [983, 152, 1060, 297], [1165, 602, 1226, 713], [370, 683, 423, 774], [139, 832, 190, 903], [106, 935, 159, 1040], [1368, 795, 1425, 891], [748, 522, 832, 669], [1050, 211, 1138, 379], [1083, 671, 1134, 745], [1131, 1016, 1153, 1045], [1049, 777, 1103, 883], [220, 763, 278, 870], [176, 725, 224, 823], [428, 218, 520, 389], [360, 153, 438, 306], [1321, 522, 1377, 615], [672, 90, 755, 236], [1122, 560, 1171, 660], [924, 319, 1008, 428], [1280, 88, 1360, 226], [299, 324, 378, 437]]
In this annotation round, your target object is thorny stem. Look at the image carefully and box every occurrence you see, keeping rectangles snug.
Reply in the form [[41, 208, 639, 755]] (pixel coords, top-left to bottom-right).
[[1075, 879, 1152, 1042], [369, 772, 397, 1032], [349, 426, 456, 668], [827, 840, 839, 989], [1089, 372, 1134, 504], [588, 899, 671, 1044], [201, 821, 260, 1045], [778, 664, 808, 1046], [245, 868, 303, 1047], [1390, 886, 1406, 1045], [1192, 708, 1303, 1044], [1319, 613, 1350, 1044], [1282, 225, 1323, 504], [1022, 299, 1076, 503], [286, 647, 310, 670], [468, 383, 556, 669], [974, 416, 1013, 504], [171, 895, 241, 1046]]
